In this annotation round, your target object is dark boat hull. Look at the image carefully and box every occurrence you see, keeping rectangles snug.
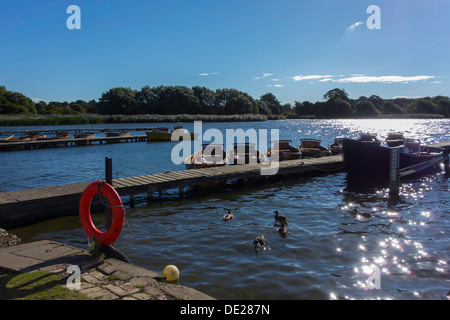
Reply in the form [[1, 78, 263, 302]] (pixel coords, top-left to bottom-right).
[[340, 138, 443, 180]]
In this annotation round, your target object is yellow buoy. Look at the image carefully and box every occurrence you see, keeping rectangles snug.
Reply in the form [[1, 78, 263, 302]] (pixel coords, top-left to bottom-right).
[[162, 265, 180, 281]]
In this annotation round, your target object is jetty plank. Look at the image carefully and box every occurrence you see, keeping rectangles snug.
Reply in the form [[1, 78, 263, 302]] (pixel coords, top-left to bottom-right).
[[0, 155, 346, 229]]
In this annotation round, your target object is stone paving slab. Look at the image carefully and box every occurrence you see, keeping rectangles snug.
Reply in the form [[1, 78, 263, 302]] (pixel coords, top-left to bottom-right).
[[0, 240, 215, 300]]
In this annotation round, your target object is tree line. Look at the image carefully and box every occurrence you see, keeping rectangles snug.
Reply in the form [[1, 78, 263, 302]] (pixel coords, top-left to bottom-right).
[[1, 85, 449, 118]]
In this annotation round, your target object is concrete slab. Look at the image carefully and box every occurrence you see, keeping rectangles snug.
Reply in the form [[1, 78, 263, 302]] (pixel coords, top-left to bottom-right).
[[0, 240, 215, 300]]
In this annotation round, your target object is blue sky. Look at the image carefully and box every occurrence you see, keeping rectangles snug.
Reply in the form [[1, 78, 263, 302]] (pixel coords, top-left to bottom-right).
[[1, 0, 449, 104]]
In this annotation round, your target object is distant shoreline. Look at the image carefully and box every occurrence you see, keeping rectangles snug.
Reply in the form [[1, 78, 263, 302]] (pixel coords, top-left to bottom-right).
[[0, 113, 445, 127]]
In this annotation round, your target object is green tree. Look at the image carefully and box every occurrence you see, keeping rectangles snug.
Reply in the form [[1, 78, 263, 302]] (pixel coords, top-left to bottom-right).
[[154, 86, 199, 114], [98, 87, 137, 114], [0, 86, 37, 114], [327, 98, 354, 118], [260, 93, 282, 115], [294, 101, 314, 117], [381, 101, 403, 115], [323, 88, 350, 102], [354, 99, 379, 117], [192, 86, 217, 114], [412, 98, 439, 114], [368, 95, 384, 109], [135, 86, 158, 114], [432, 96, 450, 117]]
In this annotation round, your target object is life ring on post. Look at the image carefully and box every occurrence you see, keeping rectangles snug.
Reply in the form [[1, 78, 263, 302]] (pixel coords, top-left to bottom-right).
[[79, 181, 125, 245]]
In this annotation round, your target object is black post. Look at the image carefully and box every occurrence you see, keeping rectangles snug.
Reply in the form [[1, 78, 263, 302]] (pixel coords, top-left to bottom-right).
[[105, 157, 113, 185], [389, 147, 400, 197], [444, 149, 449, 176], [100, 156, 130, 263], [105, 157, 113, 229]]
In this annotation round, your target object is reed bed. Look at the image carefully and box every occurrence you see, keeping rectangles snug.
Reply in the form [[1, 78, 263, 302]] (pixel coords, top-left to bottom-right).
[[0, 113, 281, 126]]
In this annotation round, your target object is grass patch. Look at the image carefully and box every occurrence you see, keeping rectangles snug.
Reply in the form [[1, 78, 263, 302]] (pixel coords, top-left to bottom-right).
[[0, 271, 90, 300]]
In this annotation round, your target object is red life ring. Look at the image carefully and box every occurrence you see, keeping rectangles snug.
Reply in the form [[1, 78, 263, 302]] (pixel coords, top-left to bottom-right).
[[79, 181, 125, 245]]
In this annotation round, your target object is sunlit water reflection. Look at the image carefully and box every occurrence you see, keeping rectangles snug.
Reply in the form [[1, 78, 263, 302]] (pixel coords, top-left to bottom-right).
[[2, 119, 449, 299]]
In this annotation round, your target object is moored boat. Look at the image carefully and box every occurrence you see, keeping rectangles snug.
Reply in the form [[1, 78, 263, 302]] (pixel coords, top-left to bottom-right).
[[266, 140, 301, 161], [105, 131, 130, 138], [146, 127, 199, 141], [74, 132, 96, 139], [0, 135, 15, 143], [298, 138, 330, 158], [358, 133, 381, 145], [328, 137, 344, 155], [184, 144, 228, 169], [340, 138, 443, 180], [37, 131, 70, 140], [228, 143, 266, 165], [385, 132, 405, 147]]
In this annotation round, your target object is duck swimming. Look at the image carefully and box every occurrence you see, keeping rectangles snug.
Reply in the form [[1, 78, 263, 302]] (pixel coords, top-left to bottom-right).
[[278, 223, 288, 237], [253, 235, 265, 247], [274, 211, 287, 224], [350, 208, 371, 219], [223, 209, 234, 221]]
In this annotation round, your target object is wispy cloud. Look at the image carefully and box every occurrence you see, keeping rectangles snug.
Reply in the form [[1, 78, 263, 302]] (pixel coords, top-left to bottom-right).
[[267, 84, 285, 88], [335, 75, 435, 83], [346, 21, 364, 32], [198, 72, 219, 76], [291, 75, 333, 81], [289, 74, 437, 84], [253, 73, 273, 80]]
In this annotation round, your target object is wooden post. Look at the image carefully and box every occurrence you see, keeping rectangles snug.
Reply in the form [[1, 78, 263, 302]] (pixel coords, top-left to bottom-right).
[[105, 157, 113, 229], [389, 147, 400, 197], [179, 186, 184, 197], [444, 149, 450, 175], [130, 194, 135, 207]]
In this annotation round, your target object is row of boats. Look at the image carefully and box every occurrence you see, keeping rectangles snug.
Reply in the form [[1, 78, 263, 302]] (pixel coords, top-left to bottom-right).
[[183, 138, 337, 169], [0, 131, 132, 143], [182, 130, 446, 181]]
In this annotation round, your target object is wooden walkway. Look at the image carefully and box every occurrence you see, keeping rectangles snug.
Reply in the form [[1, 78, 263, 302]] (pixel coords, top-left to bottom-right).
[[1, 141, 448, 229], [0, 135, 148, 151], [0, 156, 344, 229]]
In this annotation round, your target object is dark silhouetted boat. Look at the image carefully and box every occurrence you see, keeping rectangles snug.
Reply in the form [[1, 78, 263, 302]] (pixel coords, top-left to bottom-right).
[[340, 138, 443, 180]]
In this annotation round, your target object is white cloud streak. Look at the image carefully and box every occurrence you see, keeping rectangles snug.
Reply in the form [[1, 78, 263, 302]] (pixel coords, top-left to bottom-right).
[[291, 75, 333, 81], [253, 73, 273, 80], [198, 72, 219, 76], [289, 74, 436, 84], [335, 75, 435, 83], [346, 21, 364, 32]]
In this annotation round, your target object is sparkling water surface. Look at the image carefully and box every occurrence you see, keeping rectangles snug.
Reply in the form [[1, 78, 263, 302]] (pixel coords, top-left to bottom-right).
[[2, 119, 449, 300]]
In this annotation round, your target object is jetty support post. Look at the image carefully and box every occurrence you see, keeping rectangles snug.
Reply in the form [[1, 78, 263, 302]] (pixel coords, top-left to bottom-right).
[[389, 147, 400, 197], [105, 157, 113, 229], [443, 149, 450, 176]]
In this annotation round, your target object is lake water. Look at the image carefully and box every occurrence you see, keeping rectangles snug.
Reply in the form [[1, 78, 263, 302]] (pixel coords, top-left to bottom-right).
[[2, 119, 449, 300]]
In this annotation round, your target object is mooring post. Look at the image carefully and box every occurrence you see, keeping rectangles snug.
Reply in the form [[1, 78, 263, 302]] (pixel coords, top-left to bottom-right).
[[444, 149, 450, 175], [389, 147, 400, 197], [105, 157, 113, 229], [179, 186, 184, 197]]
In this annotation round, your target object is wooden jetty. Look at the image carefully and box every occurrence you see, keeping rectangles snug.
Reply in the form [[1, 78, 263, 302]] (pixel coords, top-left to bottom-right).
[[0, 127, 157, 136], [0, 156, 343, 229], [0, 135, 148, 151], [0, 142, 448, 229]]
